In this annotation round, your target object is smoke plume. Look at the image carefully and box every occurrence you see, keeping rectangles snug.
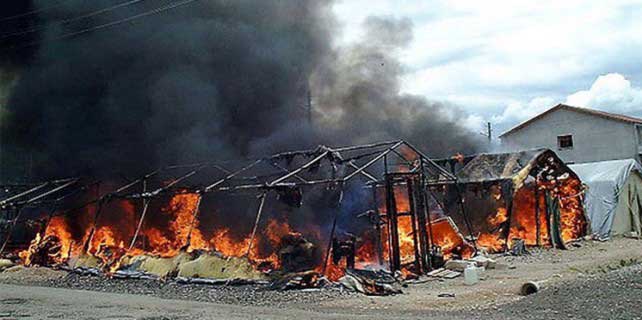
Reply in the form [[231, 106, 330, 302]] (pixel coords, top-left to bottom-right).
[[0, 0, 483, 180]]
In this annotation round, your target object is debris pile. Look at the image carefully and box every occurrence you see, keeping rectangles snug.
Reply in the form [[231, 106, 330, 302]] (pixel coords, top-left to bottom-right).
[[339, 269, 403, 296]]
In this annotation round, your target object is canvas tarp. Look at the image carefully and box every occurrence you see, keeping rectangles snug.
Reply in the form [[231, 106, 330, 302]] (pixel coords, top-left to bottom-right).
[[569, 159, 642, 239], [456, 149, 548, 183]]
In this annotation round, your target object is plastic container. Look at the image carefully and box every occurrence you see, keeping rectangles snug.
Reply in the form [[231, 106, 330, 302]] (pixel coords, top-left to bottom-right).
[[463, 265, 480, 285]]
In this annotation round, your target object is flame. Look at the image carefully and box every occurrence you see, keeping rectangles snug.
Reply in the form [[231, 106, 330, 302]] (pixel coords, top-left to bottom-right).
[[557, 178, 586, 242], [394, 216, 414, 263], [210, 228, 251, 257], [45, 216, 73, 260], [355, 237, 377, 269], [475, 176, 586, 253], [487, 207, 508, 226], [321, 258, 346, 282], [476, 233, 504, 252], [429, 217, 474, 259], [265, 219, 294, 246], [19, 215, 75, 266], [166, 194, 207, 252], [18, 233, 41, 265], [17, 185, 316, 280]]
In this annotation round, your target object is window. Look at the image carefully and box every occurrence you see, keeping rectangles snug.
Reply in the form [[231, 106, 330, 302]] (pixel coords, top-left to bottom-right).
[[557, 135, 573, 149]]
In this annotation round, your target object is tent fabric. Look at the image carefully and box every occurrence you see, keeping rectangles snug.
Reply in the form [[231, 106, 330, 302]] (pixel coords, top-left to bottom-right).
[[456, 149, 549, 183], [569, 159, 642, 239]]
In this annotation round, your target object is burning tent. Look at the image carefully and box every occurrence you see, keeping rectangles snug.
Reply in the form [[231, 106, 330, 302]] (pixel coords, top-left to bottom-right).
[[433, 149, 587, 252], [1, 140, 470, 284]]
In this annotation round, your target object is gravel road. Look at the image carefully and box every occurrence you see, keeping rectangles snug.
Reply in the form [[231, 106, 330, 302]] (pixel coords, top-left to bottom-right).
[[1, 264, 641, 320], [1, 238, 641, 319], [477, 263, 642, 320]]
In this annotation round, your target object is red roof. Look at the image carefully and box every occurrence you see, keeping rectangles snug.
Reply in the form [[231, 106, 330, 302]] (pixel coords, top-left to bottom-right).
[[499, 104, 642, 137]]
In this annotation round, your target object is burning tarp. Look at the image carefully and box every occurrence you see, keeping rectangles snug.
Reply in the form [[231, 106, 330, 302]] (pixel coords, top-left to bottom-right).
[[433, 148, 587, 253]]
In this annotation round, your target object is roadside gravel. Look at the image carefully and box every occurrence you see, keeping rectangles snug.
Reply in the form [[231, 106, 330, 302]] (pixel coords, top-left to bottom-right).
[[1, 238, 642, 319], [0, 267, 355, 308], [482, 263, 642, 320]]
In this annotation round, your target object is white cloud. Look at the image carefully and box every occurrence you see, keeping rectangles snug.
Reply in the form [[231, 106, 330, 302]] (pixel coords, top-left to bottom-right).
[[333, 1, 642, 134], [492, 96, 556, 128], [490, 73, 642, 135], [566, 73, 642, 114]]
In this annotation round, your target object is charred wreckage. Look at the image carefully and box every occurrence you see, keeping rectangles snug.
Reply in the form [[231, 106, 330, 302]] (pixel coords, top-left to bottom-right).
[[0, 141, 587, 295]]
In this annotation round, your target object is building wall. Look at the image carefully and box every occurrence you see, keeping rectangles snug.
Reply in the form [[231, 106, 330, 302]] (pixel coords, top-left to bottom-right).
[[500, 108, 639, 164]]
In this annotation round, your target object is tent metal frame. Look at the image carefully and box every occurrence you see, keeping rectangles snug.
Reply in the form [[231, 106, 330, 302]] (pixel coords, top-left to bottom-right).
[[0, 140, 476, 275]]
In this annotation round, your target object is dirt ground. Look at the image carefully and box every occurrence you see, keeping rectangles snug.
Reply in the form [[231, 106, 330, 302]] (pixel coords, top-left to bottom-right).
[[1, 238, 642, 319]]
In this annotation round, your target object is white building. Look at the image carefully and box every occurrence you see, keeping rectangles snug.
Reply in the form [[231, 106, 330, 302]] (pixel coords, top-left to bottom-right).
[[499, 104, 642, 164]]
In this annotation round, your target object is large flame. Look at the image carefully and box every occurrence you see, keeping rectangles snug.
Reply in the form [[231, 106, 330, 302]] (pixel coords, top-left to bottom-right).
[[18, 193, 297, 272], [475, 177, 586, 253], [18, 173, 585, 280]]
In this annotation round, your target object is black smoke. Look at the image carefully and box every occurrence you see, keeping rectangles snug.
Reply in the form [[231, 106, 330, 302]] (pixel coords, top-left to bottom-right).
[[250, 16, 482, 156], [0, 0, 483, 180]]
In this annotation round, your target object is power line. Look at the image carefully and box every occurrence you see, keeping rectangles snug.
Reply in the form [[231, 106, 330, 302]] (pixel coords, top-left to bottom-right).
[[7, 0, 201, 50], [1, 0, 147, 40], [0, 0, 76, 23]]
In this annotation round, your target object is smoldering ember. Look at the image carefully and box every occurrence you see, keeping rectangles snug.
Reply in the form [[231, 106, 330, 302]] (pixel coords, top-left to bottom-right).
[[1, 2, 642, 320]]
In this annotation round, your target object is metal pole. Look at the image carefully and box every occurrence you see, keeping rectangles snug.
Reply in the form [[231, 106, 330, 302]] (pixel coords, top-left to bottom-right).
[[385, 174, 401, 271], [204, 159, 263, 192], [145, 165, 206, 197], [454, 182, 478, 251], [383, 155, 393, 268], [503, 195, 515, 252], [0, 181, 50, 208], [0, 179, 78, 255], [487, 122, 492, 145], [322, 212, 339, 275], [414, 165, 431, 272], [82, 181, 105, 255], [184, 194, 203, 250], [347, 161, 378, 183], [372, 185, 383, 265], [330, 140, 400, 153], [400, 141, 457, 180], [322, 185, 344, 275], [268, 151, 329, 186], [0, 207, 23, 255], [406, 178, 422, 272], [245, 192, 267, 257], [343, 141, 404, 182], [307, 89, 313, 126], [535, 186, 541, 247], [422, 190, 435, 270], [128, 180, 151, 251]]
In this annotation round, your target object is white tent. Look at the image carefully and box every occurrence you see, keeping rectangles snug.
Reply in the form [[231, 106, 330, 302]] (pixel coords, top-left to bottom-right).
[[569, 159, 642, 240]]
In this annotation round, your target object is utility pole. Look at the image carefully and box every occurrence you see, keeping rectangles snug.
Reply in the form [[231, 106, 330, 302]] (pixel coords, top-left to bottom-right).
[[480, 122, 492, 148], [487, 122, 492, 144], [306, 89, 313, 127]]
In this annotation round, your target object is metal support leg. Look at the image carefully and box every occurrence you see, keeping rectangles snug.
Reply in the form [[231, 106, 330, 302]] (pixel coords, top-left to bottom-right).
[[246, 192, 267, 257], [535, 187, 541, 247], [385, 175, 401, 272], [406, 178, 422, 273]]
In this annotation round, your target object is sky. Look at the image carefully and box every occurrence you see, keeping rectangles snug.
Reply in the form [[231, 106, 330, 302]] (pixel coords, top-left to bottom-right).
[[333, 0, 642, 136]]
